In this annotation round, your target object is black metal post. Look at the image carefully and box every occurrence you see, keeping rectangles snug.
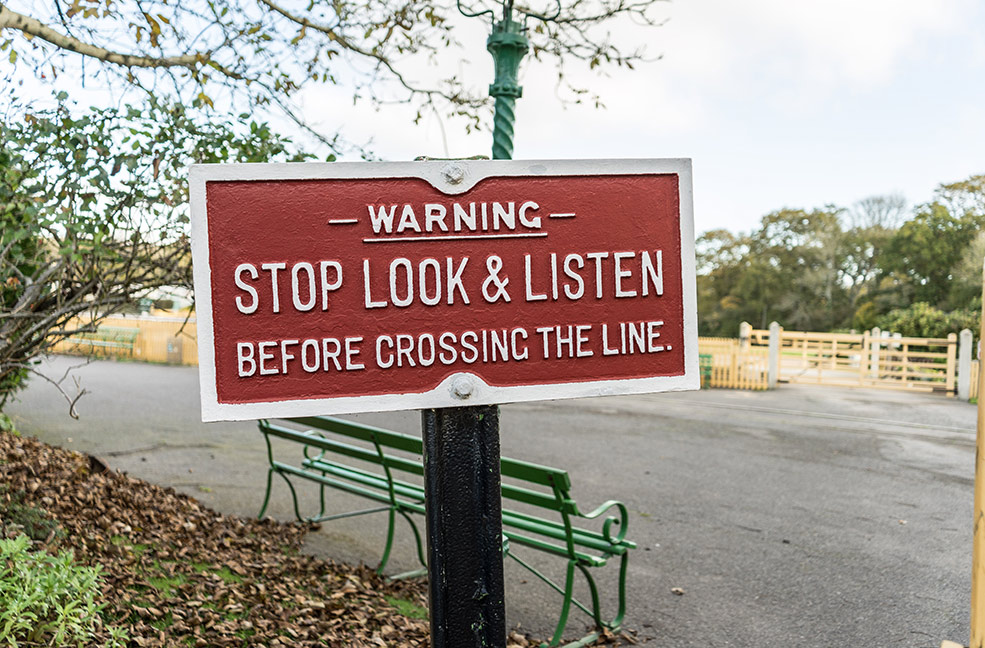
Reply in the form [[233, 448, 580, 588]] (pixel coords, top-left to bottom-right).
[[422, 404, 506, 648]]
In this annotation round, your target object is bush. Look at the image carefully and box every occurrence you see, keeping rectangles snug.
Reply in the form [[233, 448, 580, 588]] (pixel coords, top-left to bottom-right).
[[877, 302, 980, 339], [0, 535, 126, 647]]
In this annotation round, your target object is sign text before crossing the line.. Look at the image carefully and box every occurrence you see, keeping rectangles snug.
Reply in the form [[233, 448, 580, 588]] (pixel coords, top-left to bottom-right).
[[189, 159, 698, 421]]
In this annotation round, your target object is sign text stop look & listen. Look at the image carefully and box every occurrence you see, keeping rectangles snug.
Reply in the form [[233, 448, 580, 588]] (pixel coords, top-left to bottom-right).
[[190, 159, 698, 421]]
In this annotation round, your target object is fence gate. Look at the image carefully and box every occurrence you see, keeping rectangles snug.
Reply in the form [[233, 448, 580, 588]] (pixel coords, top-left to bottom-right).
[[750, 328, 957, 394]]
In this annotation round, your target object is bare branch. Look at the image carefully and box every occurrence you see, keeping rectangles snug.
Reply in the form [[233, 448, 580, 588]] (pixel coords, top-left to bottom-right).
[[0, 4, 205, 71]]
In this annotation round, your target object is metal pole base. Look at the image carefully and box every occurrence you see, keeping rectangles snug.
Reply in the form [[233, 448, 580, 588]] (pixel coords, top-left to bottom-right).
[[422, 405, 506, 648]]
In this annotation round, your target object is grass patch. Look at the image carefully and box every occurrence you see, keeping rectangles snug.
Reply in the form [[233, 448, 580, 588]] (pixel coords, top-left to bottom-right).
[[149, 612, 174, 631], [0, 487, 64, 543], [131, 543, 152, 557], [147, 572, 189, 597], [215, 566, 245, 584], [385, 595, 428, 620]]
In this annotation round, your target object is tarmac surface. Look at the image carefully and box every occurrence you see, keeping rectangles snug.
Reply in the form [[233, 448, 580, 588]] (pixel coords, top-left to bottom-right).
[[7, 355, 979, 647]]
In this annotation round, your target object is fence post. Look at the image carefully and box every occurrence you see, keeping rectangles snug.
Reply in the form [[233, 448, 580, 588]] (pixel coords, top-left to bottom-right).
[[869, 327, 881, 379], [768, 321, 780, 389], [947, 333, 958, 397], [860, 330, 870, 383], [961, 329, 974, 401], [739, 321, 752, 352]]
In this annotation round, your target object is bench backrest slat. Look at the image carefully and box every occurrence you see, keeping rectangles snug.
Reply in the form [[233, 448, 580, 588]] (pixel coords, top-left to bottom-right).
[[262, 421, 425, 477], [501, 456, 571, 491], [264, 416, 575, 514], [291, 416, 423, 453]]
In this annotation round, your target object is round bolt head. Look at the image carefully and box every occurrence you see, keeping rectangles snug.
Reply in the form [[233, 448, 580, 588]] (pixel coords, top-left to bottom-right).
[[451, 375, 473, 399], [441, 163, 465, 185]]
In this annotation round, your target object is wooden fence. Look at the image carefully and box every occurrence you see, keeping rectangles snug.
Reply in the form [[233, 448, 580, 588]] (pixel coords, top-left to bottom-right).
[[749, 326, 959, 395], [973, 360, 981, 401], [698, 338, 769, 390], [51, 314, 199, 366]]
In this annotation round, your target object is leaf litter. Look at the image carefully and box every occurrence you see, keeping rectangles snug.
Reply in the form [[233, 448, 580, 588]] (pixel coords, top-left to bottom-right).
[[0, 431, 633, 646]]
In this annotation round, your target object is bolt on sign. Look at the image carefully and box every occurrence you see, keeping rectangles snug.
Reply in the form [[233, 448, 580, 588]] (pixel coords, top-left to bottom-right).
[[189, 159, 698, 421]]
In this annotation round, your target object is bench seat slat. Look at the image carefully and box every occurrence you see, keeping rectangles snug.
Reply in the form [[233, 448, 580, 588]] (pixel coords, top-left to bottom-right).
[[301, 458, 425, 501], [501, 456, 572, 490], [270, 423, 425, 477], [265, 423, 424, 477], [271, 418, 572, 489], [273, 462, 426, 515], [503, 509, 635, 553], [504, 529, 608, 567]]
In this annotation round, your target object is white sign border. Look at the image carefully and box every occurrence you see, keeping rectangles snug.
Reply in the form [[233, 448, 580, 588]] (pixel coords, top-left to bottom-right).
[[189, 158, 698, 422]]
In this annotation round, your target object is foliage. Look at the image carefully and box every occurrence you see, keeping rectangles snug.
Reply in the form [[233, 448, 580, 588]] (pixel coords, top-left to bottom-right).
[[698, 175, 985, 337], [879, 202, 985, 308], [0, 98, 310, 409], [0, 0, 664, 150], [0, 534, 126, 647], [876, 302, 980, 340], [697, 207, 850, 333]]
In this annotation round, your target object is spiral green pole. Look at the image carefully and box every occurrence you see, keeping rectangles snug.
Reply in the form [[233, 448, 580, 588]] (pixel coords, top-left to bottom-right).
[[487, 11, 529, 160]]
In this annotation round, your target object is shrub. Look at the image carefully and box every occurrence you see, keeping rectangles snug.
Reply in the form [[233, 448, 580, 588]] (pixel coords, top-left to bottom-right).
[[0, 535, 126, 647], [877, 301, 980, 339]]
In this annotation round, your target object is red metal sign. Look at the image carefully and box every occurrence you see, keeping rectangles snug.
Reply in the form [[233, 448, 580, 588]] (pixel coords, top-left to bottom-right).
[[190, 159, 697, 421]]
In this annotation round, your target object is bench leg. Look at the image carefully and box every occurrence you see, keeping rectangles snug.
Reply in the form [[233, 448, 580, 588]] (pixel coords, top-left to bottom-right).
[[576, 562, 606, 630], [258, 469, 306, 522], [377, 507, 397, 574], [258, 467, 275, 520], [575, 552, 628, 634], [398, 508, 428, 570], [317, 482, 328, 521], [546, 560, 577, 647]]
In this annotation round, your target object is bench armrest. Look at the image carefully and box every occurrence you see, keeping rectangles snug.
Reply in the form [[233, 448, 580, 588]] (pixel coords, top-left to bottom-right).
[[574, 499, 629, 545], [301, 432, 330, 463]]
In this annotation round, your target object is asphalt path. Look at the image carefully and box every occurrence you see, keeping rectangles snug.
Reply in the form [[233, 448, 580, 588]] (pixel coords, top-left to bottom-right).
[[7, 355, 978, 647]]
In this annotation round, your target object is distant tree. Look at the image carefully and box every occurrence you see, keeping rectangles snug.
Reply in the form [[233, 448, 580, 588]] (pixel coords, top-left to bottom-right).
[[840, 195, 905, 325], [848, 193, 907, 230], [696, 208, 850, 334], [950, 231, 985, 308], [695, 229, 748, 335], [879, 200, 985, 309], [696, 175, 985, 338]]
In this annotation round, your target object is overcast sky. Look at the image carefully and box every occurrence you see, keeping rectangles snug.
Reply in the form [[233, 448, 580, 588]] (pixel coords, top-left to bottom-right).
[[14, 0, 983, 237], [302, 0, 985, 236]]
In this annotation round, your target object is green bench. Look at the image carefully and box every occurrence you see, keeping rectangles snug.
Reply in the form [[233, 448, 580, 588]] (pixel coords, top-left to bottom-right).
[[258, 415, 635, 647], [64, 326, 140, 357]]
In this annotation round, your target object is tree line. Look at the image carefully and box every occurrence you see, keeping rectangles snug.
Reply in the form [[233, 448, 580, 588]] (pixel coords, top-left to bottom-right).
[[697, 175, 985, 339]]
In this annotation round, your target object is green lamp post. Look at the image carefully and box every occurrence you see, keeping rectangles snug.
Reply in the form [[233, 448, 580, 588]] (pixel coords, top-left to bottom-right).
[[486, 7, 528, 159], [460, 0, 560, 160]]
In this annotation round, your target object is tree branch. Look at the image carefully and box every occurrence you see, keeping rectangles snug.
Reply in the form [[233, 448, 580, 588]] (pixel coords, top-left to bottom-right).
[[0, 3, 204, 70]]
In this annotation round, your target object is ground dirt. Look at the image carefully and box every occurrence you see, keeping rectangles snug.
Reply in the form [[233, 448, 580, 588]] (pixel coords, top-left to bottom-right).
[[0, 429, 631, 647]]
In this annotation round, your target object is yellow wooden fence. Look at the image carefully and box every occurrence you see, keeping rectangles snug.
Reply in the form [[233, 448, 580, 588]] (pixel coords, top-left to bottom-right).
[[973, 359, 981, 401], [698, 338, 769, 390], [51, 315, 199, 366], [750, 327, 958, 395]]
